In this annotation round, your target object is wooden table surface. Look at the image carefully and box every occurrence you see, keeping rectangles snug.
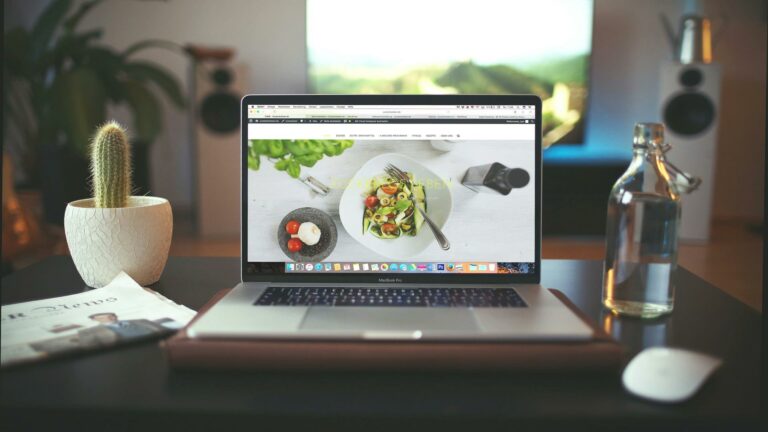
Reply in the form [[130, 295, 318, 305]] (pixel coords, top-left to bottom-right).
[[1, 256, 762, 431]]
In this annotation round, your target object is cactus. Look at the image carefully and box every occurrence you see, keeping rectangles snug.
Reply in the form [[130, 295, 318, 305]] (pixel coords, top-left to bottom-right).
[[90, 121, 132, 208]]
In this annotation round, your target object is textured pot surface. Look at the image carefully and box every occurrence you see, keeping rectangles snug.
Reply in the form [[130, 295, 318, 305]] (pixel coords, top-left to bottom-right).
[[64, 196, 173, 287]]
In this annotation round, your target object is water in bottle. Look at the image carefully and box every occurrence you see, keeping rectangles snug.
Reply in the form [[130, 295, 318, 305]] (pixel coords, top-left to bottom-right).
[[602, 123, 699, 318]]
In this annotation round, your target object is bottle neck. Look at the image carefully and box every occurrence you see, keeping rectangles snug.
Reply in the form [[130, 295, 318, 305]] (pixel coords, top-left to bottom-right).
[[629, 145, 680, 199], [632, 145, 664, 161]]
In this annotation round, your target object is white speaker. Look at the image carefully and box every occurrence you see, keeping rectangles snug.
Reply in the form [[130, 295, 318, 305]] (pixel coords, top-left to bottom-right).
[[193, 61, 248, 237], [659, 61, 721, 241]]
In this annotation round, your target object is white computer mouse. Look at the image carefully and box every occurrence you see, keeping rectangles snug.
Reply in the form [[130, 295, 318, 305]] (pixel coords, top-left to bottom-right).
[[622, 347, 722, 403]]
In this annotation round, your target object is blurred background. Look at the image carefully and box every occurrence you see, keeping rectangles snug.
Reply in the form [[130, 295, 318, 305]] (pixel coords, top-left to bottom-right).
[[3, 0, 765, 310]]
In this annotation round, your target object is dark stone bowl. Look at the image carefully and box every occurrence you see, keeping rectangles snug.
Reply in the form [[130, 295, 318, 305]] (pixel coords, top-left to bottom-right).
[[277, 207, 337, 262]]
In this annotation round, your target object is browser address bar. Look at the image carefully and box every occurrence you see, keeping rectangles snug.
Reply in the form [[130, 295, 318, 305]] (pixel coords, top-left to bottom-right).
[[262, 109, 534, 118]]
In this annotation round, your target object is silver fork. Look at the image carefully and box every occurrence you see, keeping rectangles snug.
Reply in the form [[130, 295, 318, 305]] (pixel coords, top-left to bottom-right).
[[385, 163, 450, 251]]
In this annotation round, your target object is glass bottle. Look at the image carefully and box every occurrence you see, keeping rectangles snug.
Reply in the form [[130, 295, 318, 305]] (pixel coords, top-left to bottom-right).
[[602, 123, 699, 318]]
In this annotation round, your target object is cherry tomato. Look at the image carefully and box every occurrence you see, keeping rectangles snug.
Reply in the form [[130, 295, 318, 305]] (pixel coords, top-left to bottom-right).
[[365, 195, 379, 209], [380, 184, 398, 195], [287, 238, 303, 252], [381, 223, 398, 235], [285, 220, 300, 235]]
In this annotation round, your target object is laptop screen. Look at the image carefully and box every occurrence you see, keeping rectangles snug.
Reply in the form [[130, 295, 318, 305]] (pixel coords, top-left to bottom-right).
[[243, 97, 539, 283]]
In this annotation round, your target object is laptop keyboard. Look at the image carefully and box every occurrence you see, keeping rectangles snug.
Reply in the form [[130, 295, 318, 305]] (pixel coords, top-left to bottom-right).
[[254, 287, 527, 308]]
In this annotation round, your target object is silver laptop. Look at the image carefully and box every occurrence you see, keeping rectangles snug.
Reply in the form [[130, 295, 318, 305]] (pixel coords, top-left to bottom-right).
[[188, 95, 592, 341]]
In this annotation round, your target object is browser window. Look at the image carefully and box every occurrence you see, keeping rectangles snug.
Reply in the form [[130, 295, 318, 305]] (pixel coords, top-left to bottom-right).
[[245, 104, 536, 275]]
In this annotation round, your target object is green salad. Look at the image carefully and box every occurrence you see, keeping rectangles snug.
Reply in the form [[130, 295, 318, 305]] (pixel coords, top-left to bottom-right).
[[362, 173, 426, 239]]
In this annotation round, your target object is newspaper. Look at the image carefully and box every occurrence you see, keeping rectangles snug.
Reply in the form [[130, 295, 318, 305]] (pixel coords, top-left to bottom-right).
[[1, 272, 196, 368]]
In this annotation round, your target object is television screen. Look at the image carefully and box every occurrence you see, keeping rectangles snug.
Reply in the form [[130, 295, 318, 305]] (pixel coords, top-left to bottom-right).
[[307, 0, 594, 147]]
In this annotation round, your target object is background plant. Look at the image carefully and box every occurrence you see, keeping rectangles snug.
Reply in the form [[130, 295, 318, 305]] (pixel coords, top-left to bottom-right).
[[248, 139, 354, 179], [3, 0, 185, 183]]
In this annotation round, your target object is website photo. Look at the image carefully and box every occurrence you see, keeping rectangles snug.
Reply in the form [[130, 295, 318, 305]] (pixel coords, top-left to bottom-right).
[[245, 106, 536, 273]]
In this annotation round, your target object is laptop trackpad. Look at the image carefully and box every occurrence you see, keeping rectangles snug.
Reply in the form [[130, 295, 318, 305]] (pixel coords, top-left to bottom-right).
[[300, 307, 479, 333]]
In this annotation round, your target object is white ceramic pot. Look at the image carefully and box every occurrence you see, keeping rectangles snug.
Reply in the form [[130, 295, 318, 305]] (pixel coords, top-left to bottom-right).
[[64, 196, 173, 288]]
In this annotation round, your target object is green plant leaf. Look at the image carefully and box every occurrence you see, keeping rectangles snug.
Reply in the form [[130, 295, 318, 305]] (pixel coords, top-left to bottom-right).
[[122, 39, 185, 58], [120, 80, 162, 143], [274, 158, 289, 171], [323, 141, 340, 156], [295, 154, 321, 167], [250, 140, 269, 155], [62, 0, 104, 32], [43, 29, 103, 70], [247, 154, 260, 170], [4, 28, 31, 75], [285, 140, 310, 156], [394, 199, 412, 211], [287, 159, 301, 178], [122, 61, 186, 108], [267, 140, 287, 158], [29, 0, 72, 61], [50, 67, 106, 155], [307, 140, 324, 154], [81, 47, 125, 102]]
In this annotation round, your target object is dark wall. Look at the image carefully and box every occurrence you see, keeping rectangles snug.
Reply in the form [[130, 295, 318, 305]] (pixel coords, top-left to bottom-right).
[[542, 164, 625, 236]]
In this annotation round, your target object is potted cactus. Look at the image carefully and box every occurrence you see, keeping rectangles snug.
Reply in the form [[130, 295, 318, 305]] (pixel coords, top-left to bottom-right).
[[64, 122, 173, 288]]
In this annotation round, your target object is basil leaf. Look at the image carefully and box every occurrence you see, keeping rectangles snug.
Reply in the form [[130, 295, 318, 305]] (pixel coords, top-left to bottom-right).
[[287, 159, 301, 178], [268, 141, 286, 158], [274, 158, 289, 171], [247, 154, 260, 170], [394, 199, 412, 211]]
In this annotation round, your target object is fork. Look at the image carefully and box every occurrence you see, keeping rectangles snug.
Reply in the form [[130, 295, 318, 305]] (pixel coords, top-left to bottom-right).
[[385, 163, 450, 251]]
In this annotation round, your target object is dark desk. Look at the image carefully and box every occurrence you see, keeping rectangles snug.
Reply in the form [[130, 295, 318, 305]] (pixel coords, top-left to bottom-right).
[[1, 256, 762, 431]]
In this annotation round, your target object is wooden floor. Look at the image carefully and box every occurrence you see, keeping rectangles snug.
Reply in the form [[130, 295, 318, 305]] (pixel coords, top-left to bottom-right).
[[171, 219, 764, 312]]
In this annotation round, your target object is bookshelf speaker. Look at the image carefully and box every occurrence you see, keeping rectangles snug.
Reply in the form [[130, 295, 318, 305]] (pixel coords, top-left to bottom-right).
[[193, 61, 248, 237], [659, 61, 721, 241]]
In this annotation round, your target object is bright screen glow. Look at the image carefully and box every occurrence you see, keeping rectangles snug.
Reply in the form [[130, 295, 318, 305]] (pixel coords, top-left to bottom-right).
[[307, 0, 594, 146], [245, 104, 537, 276]]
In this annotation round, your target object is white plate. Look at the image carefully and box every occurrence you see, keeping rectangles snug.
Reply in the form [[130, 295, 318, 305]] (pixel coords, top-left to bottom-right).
[[339, 153, 453, 260]]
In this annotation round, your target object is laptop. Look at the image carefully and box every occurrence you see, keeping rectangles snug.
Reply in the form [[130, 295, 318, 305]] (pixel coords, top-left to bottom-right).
[[187, 95, 592, 341]]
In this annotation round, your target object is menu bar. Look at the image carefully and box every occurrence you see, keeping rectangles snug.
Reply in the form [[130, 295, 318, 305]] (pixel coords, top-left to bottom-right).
[[247, 105, 536, 120], [247, 122, 534, 140], [248, 119, 533, 124]]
